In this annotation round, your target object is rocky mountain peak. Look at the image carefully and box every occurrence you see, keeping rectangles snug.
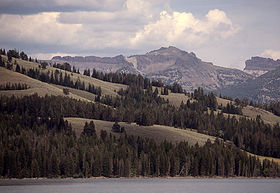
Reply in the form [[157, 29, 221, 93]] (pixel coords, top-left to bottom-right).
[[51, 46, 252, 92], [147, 46, 188, 56]]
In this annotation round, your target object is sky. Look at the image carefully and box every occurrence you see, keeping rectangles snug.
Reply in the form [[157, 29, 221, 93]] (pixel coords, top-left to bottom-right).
[[0, 0, 279, 69]]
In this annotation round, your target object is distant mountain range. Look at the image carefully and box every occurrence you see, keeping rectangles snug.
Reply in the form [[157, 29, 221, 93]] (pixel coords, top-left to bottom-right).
[[244, 56, 280, 77], [221, 56, 280, 103], [51, 46, 280, 102], [51, 46, 252, 92], [221, 67, 280, 103]]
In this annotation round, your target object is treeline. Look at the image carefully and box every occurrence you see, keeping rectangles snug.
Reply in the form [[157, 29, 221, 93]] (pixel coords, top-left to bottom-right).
[[0, 58, 102, 96], [0, 111, 278, 178], [91, 68, 185, 94], [0, 48, 38, 63], [54, 63, 184, 94], [220, 94, 280, 117], [220, 102, 243, 115], [0, 94, 114, 120], [0, 83, 29, 90], [53, 62, 80, 74], [266, 102, 280, 116], [23, 67, 102, 96]]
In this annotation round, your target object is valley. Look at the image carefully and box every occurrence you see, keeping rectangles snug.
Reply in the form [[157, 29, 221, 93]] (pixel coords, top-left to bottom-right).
[[1, 50, 280, 178]]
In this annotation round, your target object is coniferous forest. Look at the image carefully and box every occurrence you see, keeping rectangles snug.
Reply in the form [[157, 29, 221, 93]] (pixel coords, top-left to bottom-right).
[[0, 50, 280, 178], [0, 106, 279, 178]]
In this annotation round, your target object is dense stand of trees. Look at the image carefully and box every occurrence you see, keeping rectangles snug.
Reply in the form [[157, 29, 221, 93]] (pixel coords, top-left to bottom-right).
[[266, 102, 280, 116], [91, 69, 185, 94], [0, 83, 29, 90], [0, 48, 37, 63], [220, 102, 243, 115], [0, 110, 279, 178]]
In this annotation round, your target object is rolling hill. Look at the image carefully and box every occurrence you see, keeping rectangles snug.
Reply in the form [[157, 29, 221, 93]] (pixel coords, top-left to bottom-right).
[[1, 55, 127, 97], [0, 67, 94, 102], [65, 117, 216, 146]]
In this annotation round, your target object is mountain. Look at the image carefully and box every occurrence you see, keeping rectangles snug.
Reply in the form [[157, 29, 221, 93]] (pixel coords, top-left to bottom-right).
[[221, 67, 280, 103], [244, 56, 280, 77], [51, 55, 139, 74], [51, 46, 252, 92]]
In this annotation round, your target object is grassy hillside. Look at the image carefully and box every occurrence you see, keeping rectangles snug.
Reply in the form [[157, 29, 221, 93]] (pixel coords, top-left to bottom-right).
[[66, 117, 280, 163], [160, 93, 280, 125], [216, 96, 280, 125], [159, 92, 190, 107], [242, 106, 280, 125], [0, 67, 94, 102], [65, 117, 216, 146], [1, 55, 127, 97], [216, 97, 231, 106]]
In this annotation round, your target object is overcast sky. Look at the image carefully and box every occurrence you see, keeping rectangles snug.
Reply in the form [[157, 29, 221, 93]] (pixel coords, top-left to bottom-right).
[[0, 0, 279, 69]]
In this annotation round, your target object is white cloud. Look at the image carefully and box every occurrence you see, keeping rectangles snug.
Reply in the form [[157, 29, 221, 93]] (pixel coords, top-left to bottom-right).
[[130, 9, 240, 49], [0, 12, 82, 46], [261, 49, 280, 60], [0, 0, 240, 62]]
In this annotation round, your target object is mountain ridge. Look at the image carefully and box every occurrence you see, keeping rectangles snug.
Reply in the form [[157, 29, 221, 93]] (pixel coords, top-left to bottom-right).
[[51, 46, 252, 92], [221, 66, 280, 103]]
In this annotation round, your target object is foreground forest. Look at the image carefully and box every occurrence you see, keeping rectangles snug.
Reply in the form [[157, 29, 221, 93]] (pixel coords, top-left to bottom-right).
[[0, 49, 280, 178]]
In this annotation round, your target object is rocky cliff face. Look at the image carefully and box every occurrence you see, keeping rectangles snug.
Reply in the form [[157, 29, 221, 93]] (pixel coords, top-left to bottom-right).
[[244, 56, 280, 77], [127, 47, 251, 91], [51, 46, 252, 92]]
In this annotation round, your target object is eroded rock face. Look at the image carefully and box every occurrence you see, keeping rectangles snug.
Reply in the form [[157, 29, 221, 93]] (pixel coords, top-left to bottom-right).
[[244, 56, 280, 77], [51, 46, 252, 92]]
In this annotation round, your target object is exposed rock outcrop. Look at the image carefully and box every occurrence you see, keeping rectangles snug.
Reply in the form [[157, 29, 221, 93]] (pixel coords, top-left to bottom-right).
[[244, 56, 280, 77]]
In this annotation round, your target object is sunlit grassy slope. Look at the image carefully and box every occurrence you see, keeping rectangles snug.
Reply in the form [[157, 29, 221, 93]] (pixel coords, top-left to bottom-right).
[[1, 55, 127, 97], [66, 117, 280, 163], [65, 117, 216, 146], [216, 96, 280, 125], [242, 106, 280, 125], [0, 67, 94, 102]]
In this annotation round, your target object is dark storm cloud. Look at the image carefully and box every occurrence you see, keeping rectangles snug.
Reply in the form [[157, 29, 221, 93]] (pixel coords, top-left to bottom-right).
[[0, 0, 125, 15]]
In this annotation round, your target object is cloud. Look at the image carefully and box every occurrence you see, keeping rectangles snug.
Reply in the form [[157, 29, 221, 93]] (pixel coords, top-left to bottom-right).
[[0, 0, 126, 15], [0, 13, 82, 46], [0, 0, 240, 63], [130, 9, 240, 49], [261, 49, 280, 60]]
